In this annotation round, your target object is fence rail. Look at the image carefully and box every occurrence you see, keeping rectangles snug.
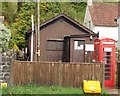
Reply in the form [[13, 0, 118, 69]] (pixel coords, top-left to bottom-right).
[[12, 61, 103, 87]]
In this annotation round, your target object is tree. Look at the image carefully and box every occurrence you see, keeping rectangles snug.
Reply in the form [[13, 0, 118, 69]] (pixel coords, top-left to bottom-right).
[[2, 2, 18, 25], [10, 2, 36, 49], [0, 22, 11, 52]]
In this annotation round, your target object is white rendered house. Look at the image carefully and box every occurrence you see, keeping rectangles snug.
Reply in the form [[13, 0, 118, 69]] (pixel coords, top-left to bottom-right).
[[84, 0, 118, 42]]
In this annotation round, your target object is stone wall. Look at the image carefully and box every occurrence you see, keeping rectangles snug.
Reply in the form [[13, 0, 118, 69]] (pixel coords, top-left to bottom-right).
[[0, 53, 12, 86], [0, 49, 27, 86]]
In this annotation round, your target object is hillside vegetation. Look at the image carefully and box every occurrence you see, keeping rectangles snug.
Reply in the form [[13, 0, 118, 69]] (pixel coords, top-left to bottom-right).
[[2, 2, 87, 49]]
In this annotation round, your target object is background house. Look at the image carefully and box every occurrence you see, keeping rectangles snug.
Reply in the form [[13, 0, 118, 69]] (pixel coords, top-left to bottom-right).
[[26, 13, 98, 62], [118, 1, 120, 50], [84, 0, 118, 42]]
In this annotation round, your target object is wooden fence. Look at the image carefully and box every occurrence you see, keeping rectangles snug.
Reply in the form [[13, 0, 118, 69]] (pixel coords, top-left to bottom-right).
[[117, 61, 120, 88], [11, 61, 104, 88]]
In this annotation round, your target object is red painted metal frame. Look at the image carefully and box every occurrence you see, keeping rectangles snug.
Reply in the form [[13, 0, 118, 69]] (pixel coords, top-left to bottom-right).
[[94, 38, 116, 87]]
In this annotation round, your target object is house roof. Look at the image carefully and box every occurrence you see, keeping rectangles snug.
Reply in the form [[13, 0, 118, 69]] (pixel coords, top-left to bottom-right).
[[88, 3, 118, 27], [27, 13, 96, 35], [119, 2, 120, 16]]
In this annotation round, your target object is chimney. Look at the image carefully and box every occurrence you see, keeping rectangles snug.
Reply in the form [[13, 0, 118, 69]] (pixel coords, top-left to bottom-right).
[[87, 0, 93, 6], [0, 16, 4, 23]]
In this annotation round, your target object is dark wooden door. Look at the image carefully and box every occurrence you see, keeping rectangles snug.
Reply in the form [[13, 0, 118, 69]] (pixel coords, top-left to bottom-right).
[[73, 40, 85, 62]]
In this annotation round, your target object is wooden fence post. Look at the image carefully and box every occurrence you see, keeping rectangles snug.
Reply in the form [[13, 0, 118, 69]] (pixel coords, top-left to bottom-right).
[[102, 63, 105, 89], [10, 60, 14, 86], [58, 60, 62, 86], [117, 61, 120, 88]]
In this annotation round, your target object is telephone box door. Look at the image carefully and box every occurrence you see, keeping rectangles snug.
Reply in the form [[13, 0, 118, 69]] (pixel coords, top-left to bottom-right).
[[103, 47, 115, 87], [94, 38, 116, 87]]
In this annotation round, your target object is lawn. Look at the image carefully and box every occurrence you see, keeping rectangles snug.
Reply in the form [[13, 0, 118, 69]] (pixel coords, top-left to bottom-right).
[[1, 84, 107, 95]]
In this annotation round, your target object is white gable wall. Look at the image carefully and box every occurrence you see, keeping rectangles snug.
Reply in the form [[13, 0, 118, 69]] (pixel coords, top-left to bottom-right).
[[93, 26, 118, 41], [118, 17, 120, 49], [84, 6, 94, 30]]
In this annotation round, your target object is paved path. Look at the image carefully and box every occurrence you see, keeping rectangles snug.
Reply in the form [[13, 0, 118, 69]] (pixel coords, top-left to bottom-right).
[[105, 88, 119, 94]]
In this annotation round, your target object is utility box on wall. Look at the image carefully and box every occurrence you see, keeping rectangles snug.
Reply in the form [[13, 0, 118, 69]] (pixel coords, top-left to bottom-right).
[[94, 38, 116, 87]]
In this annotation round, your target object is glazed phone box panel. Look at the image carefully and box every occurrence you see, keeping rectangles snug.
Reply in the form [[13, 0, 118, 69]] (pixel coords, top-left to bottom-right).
[[94, 38, 116, 87]]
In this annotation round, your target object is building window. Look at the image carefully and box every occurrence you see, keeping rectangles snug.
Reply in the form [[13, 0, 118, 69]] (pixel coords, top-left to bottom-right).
[[47, 40, 64, 51], [74, 40, 84, 50]]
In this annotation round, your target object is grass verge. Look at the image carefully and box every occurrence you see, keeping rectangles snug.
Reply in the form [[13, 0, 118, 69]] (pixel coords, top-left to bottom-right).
[[2, 84, 107, 95]]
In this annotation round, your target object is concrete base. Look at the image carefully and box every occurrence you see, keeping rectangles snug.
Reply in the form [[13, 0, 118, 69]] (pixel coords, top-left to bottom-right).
[[105, 88, 119, 94]]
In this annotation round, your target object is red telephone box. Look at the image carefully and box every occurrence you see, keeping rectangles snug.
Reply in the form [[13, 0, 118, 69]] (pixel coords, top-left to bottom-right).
[[94, 38, 116, 87]]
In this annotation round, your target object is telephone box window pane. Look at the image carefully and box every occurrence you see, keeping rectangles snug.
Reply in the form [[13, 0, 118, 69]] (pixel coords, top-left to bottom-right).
[[105, 73, 110, 76], [105, 69, 111, 72], [105, 77, 111, 80], [107, 52, 111, 55], [105, 65, 111, 68], [107, 56, 111, 60], [107, 60, 111, 63]]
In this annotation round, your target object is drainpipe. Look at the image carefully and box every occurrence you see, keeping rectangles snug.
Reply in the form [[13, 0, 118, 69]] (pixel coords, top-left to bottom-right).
[[36, 0, 40, 61], [30, 14, 34, 62]]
